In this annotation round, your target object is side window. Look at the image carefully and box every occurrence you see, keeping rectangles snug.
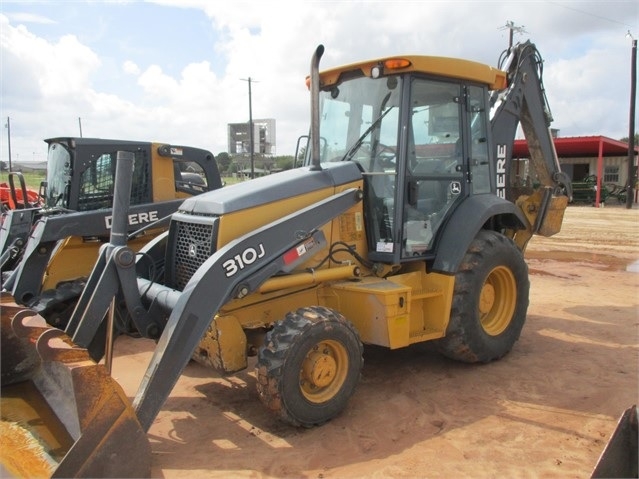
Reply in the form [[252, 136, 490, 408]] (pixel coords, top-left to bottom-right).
[[469, 85, 491, 194], [78, 153, 115, 211], [403, 78, 463, 257], [77, 150, 150, 211]]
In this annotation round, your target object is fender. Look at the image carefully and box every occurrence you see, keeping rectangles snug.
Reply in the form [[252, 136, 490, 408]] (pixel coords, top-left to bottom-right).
[[432, 194, 528, 274]]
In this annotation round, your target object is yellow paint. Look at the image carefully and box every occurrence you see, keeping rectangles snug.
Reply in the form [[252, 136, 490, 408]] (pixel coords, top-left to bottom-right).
[[0, 421, 55, 478], [150, 144, 179, 202], [320, 55, 507, 90], [42, 229, 164, 291], [194, 314, 247, 373], [0, 381, 74, 478], [323, 263, 455, 348]]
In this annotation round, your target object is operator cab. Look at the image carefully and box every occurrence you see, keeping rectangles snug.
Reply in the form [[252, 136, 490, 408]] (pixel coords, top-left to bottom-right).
[[308, 57, 496, 264]]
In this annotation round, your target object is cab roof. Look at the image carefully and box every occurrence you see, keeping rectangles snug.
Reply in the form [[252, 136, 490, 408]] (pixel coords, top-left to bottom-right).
[[319, 55, 507, 90]]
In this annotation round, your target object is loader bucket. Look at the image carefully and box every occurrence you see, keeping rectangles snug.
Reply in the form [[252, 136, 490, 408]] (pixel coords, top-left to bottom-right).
[[591, 405, 638, 478], [1, 293, 151, 478]]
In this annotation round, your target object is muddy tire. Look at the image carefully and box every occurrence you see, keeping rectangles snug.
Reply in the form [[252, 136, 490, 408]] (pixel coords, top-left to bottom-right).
[[256, 306, 363, 427], [436, 230, 529, 363]]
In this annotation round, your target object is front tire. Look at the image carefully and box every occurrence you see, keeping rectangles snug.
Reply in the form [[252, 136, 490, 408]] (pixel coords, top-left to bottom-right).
[[256, 306, 363, 427], [436, 230, 529, 363]]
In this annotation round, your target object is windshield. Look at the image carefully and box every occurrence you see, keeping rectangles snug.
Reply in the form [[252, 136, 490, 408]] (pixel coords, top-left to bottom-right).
[[313, 75, 402, 172], [45, 142, 72, 208]]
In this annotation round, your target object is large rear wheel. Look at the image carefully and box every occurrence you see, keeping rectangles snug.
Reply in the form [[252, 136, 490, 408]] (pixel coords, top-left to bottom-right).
[[256, 306, 363, 427], [436, 230, 529, 363]]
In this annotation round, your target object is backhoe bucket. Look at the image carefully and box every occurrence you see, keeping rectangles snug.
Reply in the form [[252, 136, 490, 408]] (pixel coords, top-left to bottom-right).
[[1, 293, 151, 478]]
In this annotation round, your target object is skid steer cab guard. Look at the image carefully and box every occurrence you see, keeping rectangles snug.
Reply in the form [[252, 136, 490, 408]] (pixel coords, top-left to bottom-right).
[[0, 293, 151, 478]]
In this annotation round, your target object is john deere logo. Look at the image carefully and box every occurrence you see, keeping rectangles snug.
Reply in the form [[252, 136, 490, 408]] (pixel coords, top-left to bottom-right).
[[188, 244, 197, 257]]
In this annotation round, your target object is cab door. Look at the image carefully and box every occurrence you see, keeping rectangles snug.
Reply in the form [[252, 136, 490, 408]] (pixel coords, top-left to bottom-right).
[[401, 78, 466, 258]]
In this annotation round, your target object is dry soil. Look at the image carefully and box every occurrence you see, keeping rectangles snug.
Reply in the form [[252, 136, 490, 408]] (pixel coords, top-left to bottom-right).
[[111, 204, 639, 479]]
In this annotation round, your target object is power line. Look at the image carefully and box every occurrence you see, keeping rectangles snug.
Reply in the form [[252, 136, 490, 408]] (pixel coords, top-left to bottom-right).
[[546, 1, 635, 29], [500, 21, 527, 48]]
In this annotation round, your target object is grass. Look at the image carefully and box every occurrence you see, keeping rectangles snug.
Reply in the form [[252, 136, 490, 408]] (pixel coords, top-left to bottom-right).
[[1, 171, 46, 190], [1, 171, 248, 192]]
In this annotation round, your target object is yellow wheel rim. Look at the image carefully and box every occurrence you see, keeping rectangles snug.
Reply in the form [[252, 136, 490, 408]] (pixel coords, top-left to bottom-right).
[[479, 265, 517, 336], [299, 340, 348, 403]]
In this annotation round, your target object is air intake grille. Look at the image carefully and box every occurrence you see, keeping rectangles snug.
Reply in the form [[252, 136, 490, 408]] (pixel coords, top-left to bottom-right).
[[173, 219, 215, 290]]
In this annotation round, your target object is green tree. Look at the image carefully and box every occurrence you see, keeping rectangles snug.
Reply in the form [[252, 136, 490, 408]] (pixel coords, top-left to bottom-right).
[[297, 146, 306, 163], [619, 133, 639, 144], [216, 152, 232, 173], [274, 155, 295, 171]]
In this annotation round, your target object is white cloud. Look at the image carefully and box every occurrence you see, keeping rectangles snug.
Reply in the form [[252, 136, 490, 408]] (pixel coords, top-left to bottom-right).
[[123, 60, 140, 75], [138, 64, 179, 97], [6, 12, 56, 25], [0, 2, 637, 165]]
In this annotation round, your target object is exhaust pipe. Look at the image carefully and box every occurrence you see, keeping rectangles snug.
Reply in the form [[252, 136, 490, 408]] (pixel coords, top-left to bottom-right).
[[310, 44, 324, 171]]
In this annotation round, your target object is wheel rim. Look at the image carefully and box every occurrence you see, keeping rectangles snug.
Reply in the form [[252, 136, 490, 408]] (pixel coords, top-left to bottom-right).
[[479, 265, 517, 336], [299, 339, 349, 403]]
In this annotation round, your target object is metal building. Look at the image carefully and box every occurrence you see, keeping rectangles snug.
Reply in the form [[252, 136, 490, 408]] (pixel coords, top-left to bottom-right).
[[227, 119, 276, 156]]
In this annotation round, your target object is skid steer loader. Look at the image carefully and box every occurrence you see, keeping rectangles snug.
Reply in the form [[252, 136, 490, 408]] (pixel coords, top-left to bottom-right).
[[1, 171, 43, 212], [1, 137, 222, 329], [2, 40, 572, 477]]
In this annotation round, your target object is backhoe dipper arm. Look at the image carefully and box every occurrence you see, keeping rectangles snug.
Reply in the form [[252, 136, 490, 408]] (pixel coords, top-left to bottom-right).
[[490, 41, 572, 202], [132, 187, 363, 431]]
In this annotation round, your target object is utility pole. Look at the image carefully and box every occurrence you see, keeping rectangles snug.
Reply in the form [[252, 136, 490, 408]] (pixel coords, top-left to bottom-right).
[[5, 117, 12, 172], [240, 77, 258, 179], [78, 117, 83, 138], [626, 31, 637, 209], [501, 21, 527, 48]]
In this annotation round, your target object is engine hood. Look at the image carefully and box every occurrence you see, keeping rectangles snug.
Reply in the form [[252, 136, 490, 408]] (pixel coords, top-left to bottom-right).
[[177, 162, 363, 216]]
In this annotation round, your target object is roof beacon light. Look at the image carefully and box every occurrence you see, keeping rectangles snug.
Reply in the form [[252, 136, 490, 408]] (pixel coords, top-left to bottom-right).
[[371, 58, 411, 78], [384, 58, 411, 70]]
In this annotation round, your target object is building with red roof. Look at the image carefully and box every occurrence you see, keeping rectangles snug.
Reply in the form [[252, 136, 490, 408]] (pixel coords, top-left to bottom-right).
[[513, 135, 638, 206]]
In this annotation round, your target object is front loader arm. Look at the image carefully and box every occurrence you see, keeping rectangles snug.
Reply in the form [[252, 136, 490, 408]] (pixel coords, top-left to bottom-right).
[[132, 187, 363, 431]]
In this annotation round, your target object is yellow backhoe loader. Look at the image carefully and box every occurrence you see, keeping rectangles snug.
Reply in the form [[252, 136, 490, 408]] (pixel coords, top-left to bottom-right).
[[2, 41, 576, 477]]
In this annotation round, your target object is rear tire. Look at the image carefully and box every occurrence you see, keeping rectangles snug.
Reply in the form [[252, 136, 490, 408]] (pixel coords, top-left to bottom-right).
[[436, 230, 529, 363], [256, 306, 363, 427]]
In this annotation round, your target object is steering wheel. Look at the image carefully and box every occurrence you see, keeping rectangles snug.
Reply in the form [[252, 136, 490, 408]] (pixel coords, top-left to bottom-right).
[[434, 157, 461, 174], [372, 142, 397, 168]]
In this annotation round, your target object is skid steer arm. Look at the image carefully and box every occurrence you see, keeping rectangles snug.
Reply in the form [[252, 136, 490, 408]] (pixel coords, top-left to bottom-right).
[[0, 207, 39, 271], [63, 152, 165, 359], [0, 237, 22, 271], [2, 200, 179, 306]]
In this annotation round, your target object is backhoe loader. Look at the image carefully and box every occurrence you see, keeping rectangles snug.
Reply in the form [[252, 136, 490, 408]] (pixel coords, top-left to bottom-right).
[[1, 137, 222, 329], [2, 40, 573, 477]]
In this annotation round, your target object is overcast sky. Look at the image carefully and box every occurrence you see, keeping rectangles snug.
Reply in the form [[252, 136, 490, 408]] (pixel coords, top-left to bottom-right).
[[1, 0, 637, 164]]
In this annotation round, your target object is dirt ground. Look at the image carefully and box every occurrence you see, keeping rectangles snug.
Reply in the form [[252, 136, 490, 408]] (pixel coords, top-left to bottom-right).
[[111, 205, 639, 479]]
